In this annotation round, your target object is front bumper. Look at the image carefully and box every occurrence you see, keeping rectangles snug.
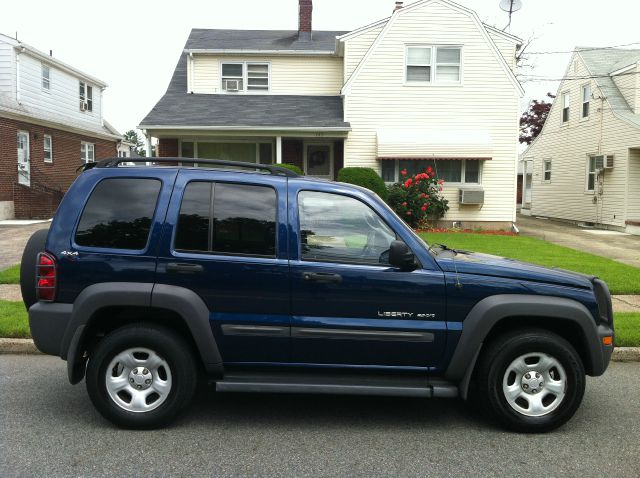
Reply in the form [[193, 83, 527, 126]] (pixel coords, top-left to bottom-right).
[[29, 302, 73, 357]]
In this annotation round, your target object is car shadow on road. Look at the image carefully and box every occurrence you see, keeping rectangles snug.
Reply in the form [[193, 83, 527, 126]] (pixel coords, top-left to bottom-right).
[[174, 383, 498, 432]]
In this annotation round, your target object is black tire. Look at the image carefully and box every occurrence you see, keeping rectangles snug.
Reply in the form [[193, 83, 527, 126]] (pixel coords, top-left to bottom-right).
[[20, 228, 49, 310], [476, 329, 585, 433], [86, 323, 197, 429]]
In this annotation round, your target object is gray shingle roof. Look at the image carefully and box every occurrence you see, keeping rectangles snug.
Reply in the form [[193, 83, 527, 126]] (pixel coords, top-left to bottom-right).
[[578, 47, 640, 128], [140, 30, 350, 130], [185, 29, 347, 52]]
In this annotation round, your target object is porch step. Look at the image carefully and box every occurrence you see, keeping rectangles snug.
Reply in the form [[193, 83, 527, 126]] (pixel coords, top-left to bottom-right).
[[215, 370, 458, 398]]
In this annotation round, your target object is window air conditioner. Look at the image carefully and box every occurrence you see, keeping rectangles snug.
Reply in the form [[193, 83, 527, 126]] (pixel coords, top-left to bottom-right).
[[80, 101, 88, 111], [594, 155, 614, 170], [459, 188, 485, 205], [225, 79, 241, 92]]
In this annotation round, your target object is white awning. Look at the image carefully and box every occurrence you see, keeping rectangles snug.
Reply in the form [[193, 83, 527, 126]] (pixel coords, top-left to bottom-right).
[[377, 129, 493, 160]]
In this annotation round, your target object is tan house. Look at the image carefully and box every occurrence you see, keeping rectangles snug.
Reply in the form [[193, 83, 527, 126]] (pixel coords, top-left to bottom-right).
[[522, 47, 640, 235], [140, 0, 523, 229]]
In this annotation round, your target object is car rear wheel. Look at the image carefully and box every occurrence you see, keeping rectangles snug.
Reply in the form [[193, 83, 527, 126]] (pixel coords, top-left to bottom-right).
[[86, 323, 197, 429], [477, 329, 585, 433]]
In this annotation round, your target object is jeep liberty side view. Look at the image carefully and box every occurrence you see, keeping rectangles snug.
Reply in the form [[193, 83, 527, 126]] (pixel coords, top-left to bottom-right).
[[22, 158, 614, 432]]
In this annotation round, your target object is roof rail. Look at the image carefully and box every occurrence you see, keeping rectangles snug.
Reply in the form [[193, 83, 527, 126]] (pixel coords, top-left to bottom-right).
[[86, 157, 300, 177]]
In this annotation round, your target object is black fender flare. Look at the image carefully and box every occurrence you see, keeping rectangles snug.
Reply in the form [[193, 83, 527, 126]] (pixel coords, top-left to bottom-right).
[[445, 294, 611, 399], [64, 282, 223, 384]]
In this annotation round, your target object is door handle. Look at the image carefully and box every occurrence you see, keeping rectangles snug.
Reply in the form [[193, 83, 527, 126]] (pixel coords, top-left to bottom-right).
[[303, 272, 342, 283], [167, 263, 203, 274]]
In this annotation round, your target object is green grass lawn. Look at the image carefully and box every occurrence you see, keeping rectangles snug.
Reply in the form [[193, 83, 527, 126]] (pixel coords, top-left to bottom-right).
[[0, 301, 29, 338], [420, 232, 640, 295], [0, 300, 637, 346], [0, 264, 20, 284]]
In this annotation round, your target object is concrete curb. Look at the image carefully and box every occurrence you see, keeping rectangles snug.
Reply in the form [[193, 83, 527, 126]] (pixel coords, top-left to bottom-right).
[[0, 338, 42, 355], [1, 338, 639, 362]]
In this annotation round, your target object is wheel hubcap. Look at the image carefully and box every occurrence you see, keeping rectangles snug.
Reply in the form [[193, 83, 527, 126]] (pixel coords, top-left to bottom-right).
[[105, 347, 172, 413], [502, 352, 567, 417]]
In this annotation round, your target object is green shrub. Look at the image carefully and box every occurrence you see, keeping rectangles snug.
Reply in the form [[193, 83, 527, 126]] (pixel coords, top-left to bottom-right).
[[275, 163, 304, 175], [386, 167, 449, 227], [338, 167, 388, 200]]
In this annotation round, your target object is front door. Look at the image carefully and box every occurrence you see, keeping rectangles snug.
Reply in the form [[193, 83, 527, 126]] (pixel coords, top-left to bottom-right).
[[17, 131, 30, 186], [289, 186, 447, 369], [305, 143, 333, 179], [156, 170, 291, 364]]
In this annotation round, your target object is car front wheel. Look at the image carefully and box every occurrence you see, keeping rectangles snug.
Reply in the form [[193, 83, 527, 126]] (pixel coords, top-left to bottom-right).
[[477, 329, 586, 433]]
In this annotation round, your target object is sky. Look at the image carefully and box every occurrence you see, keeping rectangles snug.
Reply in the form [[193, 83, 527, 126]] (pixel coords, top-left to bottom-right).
[[2, 0, 639, 134]]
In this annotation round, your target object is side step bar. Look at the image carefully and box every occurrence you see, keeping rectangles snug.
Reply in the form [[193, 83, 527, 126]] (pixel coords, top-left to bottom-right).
[[215, 374, 458, 399]]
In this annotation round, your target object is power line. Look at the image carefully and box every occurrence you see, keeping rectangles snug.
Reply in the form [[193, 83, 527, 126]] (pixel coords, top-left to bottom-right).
[[520, 71, 640, 82], [525, 42, 640, 55]]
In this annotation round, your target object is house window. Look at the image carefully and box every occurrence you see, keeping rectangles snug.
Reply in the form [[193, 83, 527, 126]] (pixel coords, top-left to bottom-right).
[[587, 156, 597, 191], [543, 160, 552, 182], [43, 135, 53, 163], [386, 159, 481, 184], [221, 62, 270, 92], [42, 65, 50, 90], [81, 142, 95, 163], [79, 81, 93, 111], [562, 92, 570, 123], [582, 84, 591, 118], [180, 141, 273, 164], [406, 46, 461, 84]]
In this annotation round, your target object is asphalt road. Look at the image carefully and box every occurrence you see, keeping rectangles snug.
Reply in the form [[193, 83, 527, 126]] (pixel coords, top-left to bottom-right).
[[1, 356, 639, 477]]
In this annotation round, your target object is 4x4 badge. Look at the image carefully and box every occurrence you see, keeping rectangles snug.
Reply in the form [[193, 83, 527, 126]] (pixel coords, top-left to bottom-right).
[[60, 251, 79, 257]]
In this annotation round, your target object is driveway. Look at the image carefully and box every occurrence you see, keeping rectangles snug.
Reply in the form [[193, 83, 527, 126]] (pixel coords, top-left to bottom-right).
[[1, 355, 639, 477], [0, 223, 49, 270], [516, 214, 640, 268]]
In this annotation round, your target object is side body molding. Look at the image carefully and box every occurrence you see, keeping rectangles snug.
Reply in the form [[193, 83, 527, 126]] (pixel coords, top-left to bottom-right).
[[151, 284, 223, 375], [445, 294, 609, 390]]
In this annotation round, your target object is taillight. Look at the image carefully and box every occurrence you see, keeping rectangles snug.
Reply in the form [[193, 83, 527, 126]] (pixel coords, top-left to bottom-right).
[[36, 252, 56, 301]]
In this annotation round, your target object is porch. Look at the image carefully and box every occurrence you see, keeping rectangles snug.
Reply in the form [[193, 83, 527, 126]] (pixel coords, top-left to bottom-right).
[[154, 134, 346, 180]]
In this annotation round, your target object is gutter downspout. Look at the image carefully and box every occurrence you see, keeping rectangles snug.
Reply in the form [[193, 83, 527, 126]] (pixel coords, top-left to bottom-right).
[[16, 47, 25, 104]]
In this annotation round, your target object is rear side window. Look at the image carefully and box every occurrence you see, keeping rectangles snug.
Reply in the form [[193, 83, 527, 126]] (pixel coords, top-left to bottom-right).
[[175, 182, 277, 257], [75, 178, 161, 249]]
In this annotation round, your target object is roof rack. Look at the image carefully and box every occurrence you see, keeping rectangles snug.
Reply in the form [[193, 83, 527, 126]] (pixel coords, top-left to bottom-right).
[[83, 157, 299, 177]]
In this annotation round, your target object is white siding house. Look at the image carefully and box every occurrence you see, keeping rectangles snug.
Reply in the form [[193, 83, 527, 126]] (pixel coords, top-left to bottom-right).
[[0, 33, 120, 219], [141, 0, 523, 228], [522, 48, 640, 235]]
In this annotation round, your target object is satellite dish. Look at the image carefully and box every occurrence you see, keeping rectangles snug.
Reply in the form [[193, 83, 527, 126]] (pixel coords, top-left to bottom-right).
[[499, 0, 522, 12]]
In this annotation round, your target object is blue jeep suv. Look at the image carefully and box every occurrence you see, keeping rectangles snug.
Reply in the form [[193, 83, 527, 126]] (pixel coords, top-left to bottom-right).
[[22, 158, 614, 432]]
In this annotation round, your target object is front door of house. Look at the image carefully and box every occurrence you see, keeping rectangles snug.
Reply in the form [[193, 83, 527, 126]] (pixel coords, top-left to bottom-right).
[[305, 143, 333, 179], [17, 131, 30, 186]]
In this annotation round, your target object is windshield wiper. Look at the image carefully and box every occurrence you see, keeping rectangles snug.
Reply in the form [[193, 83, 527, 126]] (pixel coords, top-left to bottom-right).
[[428, 243, 459, 254]]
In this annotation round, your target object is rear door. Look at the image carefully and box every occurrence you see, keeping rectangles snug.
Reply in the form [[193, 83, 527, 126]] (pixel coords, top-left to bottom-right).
[[155, 170, 290, 364], [289, 184, 447, 369]]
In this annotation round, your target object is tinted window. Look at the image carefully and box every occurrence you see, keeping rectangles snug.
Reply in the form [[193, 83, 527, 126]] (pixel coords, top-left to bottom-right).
[[174, 182, 277, 257], [175, 182, 211, 252], [213, 183, 276, 256], [298, 191, 396, 265], [75, 178, 161, 249]]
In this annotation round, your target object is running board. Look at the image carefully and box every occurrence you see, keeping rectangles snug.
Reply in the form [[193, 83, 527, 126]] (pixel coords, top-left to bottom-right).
[[215, 373, 458, 399]]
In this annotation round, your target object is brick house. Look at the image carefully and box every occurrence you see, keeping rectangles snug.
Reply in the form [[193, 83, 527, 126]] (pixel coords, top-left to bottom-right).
[[140, 0, 523, 229], [0, 33, 121, 219]]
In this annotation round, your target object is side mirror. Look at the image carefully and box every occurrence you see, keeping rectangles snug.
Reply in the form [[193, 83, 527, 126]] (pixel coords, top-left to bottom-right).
[[389, 240, 417, 271]]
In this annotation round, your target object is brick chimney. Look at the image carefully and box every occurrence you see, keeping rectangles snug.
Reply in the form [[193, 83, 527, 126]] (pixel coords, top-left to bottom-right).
[[394, 1, 404, 12], [299, 0, 313, 41]]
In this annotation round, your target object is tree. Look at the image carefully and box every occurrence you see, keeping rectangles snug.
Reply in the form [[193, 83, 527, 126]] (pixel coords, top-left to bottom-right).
[[519, 93, 555, 145], [123, 129, 147, 157]]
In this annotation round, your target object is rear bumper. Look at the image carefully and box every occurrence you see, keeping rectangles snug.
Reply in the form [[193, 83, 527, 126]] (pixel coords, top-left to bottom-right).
[[28, 302, 73, 357]]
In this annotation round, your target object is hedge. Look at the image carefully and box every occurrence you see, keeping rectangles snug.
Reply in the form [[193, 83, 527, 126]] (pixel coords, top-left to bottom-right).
[[275, 163, 304, 175], [337, 167, 388, 200]]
